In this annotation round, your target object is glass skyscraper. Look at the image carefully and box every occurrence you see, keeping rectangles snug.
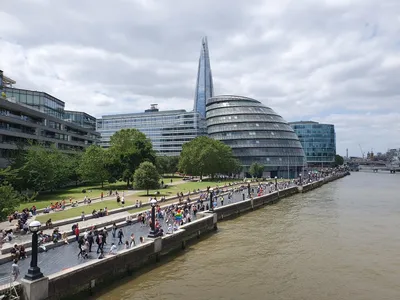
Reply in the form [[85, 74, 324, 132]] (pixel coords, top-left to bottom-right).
[[193, 36, 214, 118], [289, 121, 336, 166]]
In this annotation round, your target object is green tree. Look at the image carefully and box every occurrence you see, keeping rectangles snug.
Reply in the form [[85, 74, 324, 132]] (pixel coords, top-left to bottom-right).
[[133, 161, 160, 195], [166, 156, 179, 175], [78, 145, 110, 188], [334, 154, 344, 166], [178, 136, 239, 179], [109, 129, 156, 187], [64, 152, 82, 186], [0, 183, 22, 220], [155, 156, 169, 176], [249, 162, 264, 178], [19, 145, 59, 192]]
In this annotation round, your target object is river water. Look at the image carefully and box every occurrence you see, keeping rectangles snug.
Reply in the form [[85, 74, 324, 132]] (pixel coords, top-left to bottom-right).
[[95, 172, 400, 300]]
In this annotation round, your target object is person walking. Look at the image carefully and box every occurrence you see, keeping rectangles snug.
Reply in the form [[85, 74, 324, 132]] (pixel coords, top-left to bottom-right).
[[96, 233, 103, 254], [112, 223, 117, 238], [117, 229, 124, 245], [11, 259, 19, 281], [87, 231, 94, 252], [130, 233, 136, 248]]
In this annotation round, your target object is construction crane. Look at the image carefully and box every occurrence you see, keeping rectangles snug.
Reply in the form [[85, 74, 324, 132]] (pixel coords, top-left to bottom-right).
[[359, 144, 365, 159]]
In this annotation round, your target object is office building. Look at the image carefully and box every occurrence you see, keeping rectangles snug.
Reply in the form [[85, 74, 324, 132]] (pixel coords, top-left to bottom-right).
[[289, 121, 336, 166], [0, 71, 100, 167], [96, 104, 206, 156], [63, 110, 97, 131], [206, 95, 305, 178], [193, 36, 214, 119]]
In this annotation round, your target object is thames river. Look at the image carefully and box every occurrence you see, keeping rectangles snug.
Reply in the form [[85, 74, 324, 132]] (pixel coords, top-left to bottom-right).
[[95, 172, 400, 300]]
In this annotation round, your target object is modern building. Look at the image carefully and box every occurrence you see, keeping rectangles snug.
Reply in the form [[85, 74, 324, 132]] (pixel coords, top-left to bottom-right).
[[96, 104, 206, 156], [0, 71, 100, 167], [0, 97, 100, 167], [193, 36, 214, 119], [63, 110, 97, 131], [289, 121, 336, 167], [206, 95, 306, 178]]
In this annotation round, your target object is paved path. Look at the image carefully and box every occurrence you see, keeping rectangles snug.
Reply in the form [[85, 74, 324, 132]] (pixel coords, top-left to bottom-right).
[[0, 187, 260, 279]]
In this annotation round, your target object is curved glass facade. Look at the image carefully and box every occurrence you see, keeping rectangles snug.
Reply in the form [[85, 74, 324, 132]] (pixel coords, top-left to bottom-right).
[[206, 95, 305, 178], [289, 121, 336, 166]]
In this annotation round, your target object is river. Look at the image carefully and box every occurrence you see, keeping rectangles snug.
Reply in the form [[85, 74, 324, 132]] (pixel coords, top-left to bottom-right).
[[95, 172, 400, 300]]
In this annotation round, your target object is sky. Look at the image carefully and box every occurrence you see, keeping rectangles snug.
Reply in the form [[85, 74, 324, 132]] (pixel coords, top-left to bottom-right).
[[1, 0, 399, 156]]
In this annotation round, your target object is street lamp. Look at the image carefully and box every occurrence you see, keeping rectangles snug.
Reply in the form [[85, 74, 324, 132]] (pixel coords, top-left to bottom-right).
[[208, 188, 214, 211], [148, 199, 158, 238], [247, 182, 251, 198], [274, 176, 278, 191], [299, 173, 302, 185], [25, 220, 43, 281]]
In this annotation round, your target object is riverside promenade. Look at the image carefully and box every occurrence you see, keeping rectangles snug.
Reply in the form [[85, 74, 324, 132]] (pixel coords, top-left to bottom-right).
[[0, 189, 253, 279]]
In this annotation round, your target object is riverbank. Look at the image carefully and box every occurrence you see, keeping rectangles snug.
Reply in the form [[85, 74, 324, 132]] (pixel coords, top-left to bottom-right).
[[1, 172, 348, 300]]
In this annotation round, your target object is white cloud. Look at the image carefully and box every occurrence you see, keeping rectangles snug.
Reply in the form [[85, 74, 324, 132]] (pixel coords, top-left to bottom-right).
[[0, 0, 399, 156]]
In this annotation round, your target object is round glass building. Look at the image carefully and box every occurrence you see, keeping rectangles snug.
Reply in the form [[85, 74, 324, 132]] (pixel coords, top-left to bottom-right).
[[206, 95, 305, 178]]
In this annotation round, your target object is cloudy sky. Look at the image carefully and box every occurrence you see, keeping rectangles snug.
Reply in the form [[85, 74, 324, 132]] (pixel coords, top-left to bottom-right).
[[1, 0, 399, 156]]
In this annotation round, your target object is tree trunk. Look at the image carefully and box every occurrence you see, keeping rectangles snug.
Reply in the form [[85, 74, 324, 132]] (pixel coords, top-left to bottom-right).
[[147, 189, 149, 196], [101, 181, 104, 188], [200, 172, 203, 181]]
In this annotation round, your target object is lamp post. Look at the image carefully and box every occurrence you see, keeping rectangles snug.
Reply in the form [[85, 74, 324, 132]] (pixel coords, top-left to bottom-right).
[[274, 176, 278, 191], [25, 220, 43, 281], [148, 199, 158, 238], [299, 173, 302, 185], [209, 188, 214, 211], [247, 182, 251, 198]]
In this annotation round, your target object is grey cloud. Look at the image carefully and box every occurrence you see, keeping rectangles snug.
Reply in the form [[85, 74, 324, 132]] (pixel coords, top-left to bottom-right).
[[1, 0, 400, 155]]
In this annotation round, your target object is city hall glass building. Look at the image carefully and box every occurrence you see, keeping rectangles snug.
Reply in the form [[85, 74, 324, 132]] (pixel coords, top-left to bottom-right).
[[96, 104, 206, 156], [206, 95, 305, 178], [289, 121, 336, 166]]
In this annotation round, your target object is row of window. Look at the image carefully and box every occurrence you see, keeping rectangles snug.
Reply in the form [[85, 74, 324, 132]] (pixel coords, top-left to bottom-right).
[[207, 123, 295, 134]]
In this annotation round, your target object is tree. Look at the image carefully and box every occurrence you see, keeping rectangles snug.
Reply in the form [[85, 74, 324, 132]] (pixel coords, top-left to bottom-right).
[[178, 136, 240, 179], [166, 156, 179, 175], [109, 129, 156, 187], [78, 145, 110, 188], [334, 154, 344, 167], [155, 156, 169, 176], [249, 162, 264, 178], [133, 161, 160, 195], [0, 183, 22, 220]]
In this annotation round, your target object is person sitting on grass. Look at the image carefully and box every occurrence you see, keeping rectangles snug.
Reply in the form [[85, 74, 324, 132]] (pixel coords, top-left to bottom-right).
[[45, 218, 52, 228]]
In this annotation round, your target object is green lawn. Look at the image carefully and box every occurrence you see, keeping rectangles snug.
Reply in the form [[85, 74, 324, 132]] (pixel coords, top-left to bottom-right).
[[35, 200, 131, 223], [33, 179, 240, 223]]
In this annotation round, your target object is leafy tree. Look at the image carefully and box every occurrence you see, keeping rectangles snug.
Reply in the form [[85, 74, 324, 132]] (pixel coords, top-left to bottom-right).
[[155, 156, 169, 176], [334, 154, 344, 167], [166, 156, 179, 175], [109, 129, 156, 187], [178, 136, 239, 179], [64, 152, 82, 186], [0, 183, 22, 220], [133, 161, 160, 195], [78, 145, 110, 188], [249, 162, 264, 178]]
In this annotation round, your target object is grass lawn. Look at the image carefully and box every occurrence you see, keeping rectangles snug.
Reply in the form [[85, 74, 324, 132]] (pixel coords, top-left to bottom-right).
[[18, 178, 185, 211], [35, 199, 133, 223]]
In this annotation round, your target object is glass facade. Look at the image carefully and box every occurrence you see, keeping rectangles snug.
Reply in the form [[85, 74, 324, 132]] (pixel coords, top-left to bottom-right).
[[193, 37, 214, 119], [64, 110, 96, 131], [206, 95, 305, 178], [96, 107, 206, 156], [4, 87, 65, 119], [289, 121, 336, 166]]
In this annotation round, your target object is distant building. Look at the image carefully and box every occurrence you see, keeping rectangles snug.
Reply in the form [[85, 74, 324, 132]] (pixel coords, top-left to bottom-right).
[[289, 121, 336, 167], [96, 104, 206, 156], [193, 37, 214, 119], [206, 95, 305, 178]]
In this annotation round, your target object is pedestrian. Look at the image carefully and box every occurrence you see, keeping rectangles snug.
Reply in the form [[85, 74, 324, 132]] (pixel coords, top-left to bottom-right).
[[101, 192, 103, 200], [11, 259, 19, 281], [121, 196, 125, 206], [117, 229, 124, 245], [74, 225, 80, 241], [109, 243, 117, 255], [112, 223, 117, 238], [81, 211, 85, 221], [130, 233, 136, 247], [125, 240, 130, 249], [87, 231, 94, 252], [96, 233, 103, 254]]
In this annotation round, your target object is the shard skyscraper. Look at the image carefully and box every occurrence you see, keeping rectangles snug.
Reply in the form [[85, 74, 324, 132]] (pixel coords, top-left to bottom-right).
[[193, 37, 214, 118]]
